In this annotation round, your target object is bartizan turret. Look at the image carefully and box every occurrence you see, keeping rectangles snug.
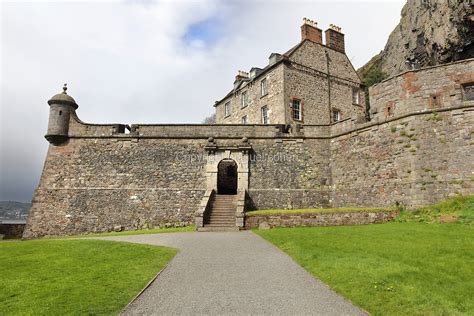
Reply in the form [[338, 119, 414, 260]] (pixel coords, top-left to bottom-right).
[[45, 84, 78, 145]]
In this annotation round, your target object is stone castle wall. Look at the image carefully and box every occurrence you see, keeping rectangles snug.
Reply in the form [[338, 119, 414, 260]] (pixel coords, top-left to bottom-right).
[[247, 138, 331, 210], [24, 123, 332, 238], [24, 60, 474, 238], [370, 59, 474, 120], [331, 108, 473, 207], [26, 138, 207, 237]]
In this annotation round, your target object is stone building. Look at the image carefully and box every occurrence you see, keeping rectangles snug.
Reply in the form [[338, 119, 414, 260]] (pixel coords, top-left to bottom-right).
[[23, 20, 474, 238], [214, 20, 365, 125]]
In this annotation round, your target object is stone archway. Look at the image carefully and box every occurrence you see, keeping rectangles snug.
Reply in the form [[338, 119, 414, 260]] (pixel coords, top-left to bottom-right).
[[217, 159, 238, 195], [204, 137, 251, 194]]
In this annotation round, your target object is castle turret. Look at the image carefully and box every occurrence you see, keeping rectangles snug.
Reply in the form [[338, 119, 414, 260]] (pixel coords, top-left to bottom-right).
[[45, 84, 78, 145]]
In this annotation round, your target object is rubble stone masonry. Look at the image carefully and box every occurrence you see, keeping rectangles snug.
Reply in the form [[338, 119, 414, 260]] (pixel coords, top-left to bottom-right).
[[24, 59, 474, 238]]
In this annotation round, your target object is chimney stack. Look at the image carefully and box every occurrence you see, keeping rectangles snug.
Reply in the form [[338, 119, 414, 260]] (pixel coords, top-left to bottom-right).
[[235, 70, 249, 81], [301, 17, 322, 44], [325, 24, 345, 53]]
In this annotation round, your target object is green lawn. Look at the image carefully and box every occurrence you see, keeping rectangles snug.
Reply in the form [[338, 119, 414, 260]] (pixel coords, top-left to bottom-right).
[[0, 239, 177, 315], [65, 225, 195, 238], [255, 222, 474, 315]]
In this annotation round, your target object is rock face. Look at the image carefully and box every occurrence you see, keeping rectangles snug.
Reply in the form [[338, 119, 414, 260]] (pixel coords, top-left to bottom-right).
[[362, 0, 473, 78]]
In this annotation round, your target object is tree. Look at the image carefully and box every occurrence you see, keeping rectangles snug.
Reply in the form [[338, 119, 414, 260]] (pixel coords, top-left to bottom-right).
[[202, 113, 216, 124]]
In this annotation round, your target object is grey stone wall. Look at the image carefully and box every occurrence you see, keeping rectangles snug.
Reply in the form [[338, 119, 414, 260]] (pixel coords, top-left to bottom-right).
[[24, 60, 474, 238], [24, 138, 208, 238], [288, 41, 359, 83], [245, 210, 399, 229], [330, 108, 473, 208], [284, 64, 364, 125], [370, 58, 474, 121], [247, 138, 331, 209]]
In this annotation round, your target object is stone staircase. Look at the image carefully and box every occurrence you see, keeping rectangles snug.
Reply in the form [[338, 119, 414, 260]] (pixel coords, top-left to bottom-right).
[[200, 194, 239, 232]]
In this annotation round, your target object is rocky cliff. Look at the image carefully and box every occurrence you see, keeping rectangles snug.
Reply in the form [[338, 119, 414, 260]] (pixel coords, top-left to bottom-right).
[[359, 0, 473, 82]]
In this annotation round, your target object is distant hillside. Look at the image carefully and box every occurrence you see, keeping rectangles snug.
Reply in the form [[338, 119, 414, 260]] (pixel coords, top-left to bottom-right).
[[0, 201, 30, 220], [359, 0, 473, 88]]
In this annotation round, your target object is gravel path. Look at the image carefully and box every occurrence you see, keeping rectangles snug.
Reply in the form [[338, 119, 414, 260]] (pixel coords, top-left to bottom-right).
[[97, 231, 366, 315]]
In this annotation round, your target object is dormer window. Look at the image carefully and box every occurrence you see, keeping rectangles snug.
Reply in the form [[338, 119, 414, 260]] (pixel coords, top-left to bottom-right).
[[224, 101, 231, 117], [261, 78, 268, 97], [332, 109, 341, 122], [352, 87, 360, 105], [241, 91, 248, 108]]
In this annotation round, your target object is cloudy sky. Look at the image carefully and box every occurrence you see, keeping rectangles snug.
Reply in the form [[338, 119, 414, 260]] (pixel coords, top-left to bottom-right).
[[0, 0, 404, 202]]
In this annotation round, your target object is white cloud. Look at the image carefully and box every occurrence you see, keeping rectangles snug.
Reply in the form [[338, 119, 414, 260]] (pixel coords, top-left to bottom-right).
[[0, 0, 404, 201]]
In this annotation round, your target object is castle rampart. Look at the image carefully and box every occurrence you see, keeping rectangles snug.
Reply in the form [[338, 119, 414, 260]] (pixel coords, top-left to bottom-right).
[[369, 58, 474, 120], [23, 58, 473, 238]]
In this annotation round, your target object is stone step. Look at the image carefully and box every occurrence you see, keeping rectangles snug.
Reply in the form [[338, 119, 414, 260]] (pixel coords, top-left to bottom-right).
[[213, 202, 236, 205], [203, 194, 239, 232], [206, 217, 235, 222], [205, 222, 235, 226], [210, 208, 236, 212], [206, 212, 235, 216], [209, 212, 234, 215], [198, 226, 240, 232], [205, 221, 235, 224]]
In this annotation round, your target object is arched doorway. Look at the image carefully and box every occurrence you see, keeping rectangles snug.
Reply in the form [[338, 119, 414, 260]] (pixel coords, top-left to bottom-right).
[[217, 159, 238, 195]]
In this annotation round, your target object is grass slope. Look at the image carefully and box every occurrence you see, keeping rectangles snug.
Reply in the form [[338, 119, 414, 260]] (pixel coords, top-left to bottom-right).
[[397, 195, 474, 224], [0, 239, 176, 315], [256, 223, 474, 315]]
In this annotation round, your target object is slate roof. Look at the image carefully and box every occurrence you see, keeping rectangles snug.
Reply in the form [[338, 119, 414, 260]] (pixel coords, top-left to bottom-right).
[[214, 41, 307, 107]]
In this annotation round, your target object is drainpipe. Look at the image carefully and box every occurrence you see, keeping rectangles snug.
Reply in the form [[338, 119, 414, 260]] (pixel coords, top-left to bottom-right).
[[325, 50, 332, 124], [325, 50, 334, 207]]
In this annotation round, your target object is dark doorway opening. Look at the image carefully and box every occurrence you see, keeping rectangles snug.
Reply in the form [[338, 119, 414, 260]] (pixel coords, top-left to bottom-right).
[[217, 159, 238, 195]]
